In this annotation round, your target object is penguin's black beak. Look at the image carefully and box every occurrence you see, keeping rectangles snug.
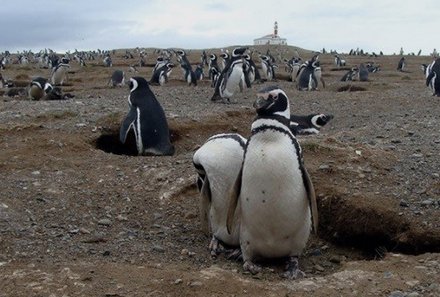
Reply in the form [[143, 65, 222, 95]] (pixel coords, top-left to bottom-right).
[[253, 95, 274, 111]]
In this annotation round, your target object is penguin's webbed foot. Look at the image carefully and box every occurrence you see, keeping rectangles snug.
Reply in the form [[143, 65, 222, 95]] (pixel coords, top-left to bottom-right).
[[225, 248, 242, 261], [282, 256, 305, 280], [208, 236, 224, 258], [243, 261, 262, 275]]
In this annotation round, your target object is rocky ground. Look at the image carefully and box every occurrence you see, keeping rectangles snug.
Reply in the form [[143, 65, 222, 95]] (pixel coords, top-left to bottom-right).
[[0, 46, 439, 296]]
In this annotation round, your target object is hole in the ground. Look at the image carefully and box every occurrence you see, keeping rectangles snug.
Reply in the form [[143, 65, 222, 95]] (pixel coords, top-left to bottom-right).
[[337, 85, 367, 92]]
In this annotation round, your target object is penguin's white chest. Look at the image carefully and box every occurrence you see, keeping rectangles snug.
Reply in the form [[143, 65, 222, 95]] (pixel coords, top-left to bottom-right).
[[222, 66, 243, 97], [240, 132, 310, 257]]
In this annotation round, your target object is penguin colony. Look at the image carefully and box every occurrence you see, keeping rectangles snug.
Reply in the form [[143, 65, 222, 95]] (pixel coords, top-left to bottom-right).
[[1, 45, 437, 279]]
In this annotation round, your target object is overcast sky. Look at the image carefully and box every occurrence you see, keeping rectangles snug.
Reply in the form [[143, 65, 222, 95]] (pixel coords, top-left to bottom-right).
[[1, 0, 438, 55]]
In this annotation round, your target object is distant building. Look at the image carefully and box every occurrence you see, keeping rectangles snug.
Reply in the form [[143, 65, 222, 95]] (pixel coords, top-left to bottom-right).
[[253, 21, 287, 46]]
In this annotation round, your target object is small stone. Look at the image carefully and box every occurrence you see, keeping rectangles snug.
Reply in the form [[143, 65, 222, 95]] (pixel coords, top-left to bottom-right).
[[189, 281, 203, 287], [405, 280, 420, 286], [152, 245, 165, 253], [314, 264, 325, 272], [181, 249, 189, 255], [103, 250, 111, 256], [421, 199, 433, 206], [98, 219, 112, 226], [319, 164, 330, 170], [399, 200, 409, 207], [31, 170, 41, 175], [329, 256, 341, 264], [388, 291, 404, 297], [174, 279, 183, 285], [79, 228, 91, 234], [321, 245, 329, 251], [406, 292, 420, 297]]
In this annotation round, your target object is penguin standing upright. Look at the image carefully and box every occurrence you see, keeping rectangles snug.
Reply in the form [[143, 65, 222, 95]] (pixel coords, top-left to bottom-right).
[[51, 61, 70, 85], [176, 49, 196, 86], [119, 77, 175, 156], [297, 55, 320, 91], [243, 53, 261, 84], [150, 62, 174, 86], [194, 64, 204, 81], [28, 77, 53, 100], [426, 58, 440, 96], [397, 57, 405, 71], [227, 85, 318, 279], [358, 63, 369, 81], [208, 54, 220, 87], [103, 55, 112, 67], [193, 133, 246, 256], [341, 67, 359, 81], [259, 55, 276, 81], [211, 47, 248, 103]]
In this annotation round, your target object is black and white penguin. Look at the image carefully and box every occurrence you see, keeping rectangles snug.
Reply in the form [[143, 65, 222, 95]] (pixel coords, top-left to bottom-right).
[[243, 54, 261, 84], [208, 54, 220, 87], [176, 49, 197, 86], [28, 77, 53, 100], [227, 85, 318, 279], [397, 57, 405, 71], [334, 54, 346, 67], [287, 57, 302, 82], [194, 64, 204, 81], [297, 55, 320, 91], [193, 133, 246, 256], [109, 70, 125, 87], [150, 62, 174, 86], [426, 58, 440, 96], [211, 47, 248, 103], [103, 55, 112, 67], [259, 55, 276, 81], [290, 113, 334, 135], [152, 56, 169, 74], [119, 77, 175, 156], [220, 51, 230, 70], [51, 61, 70, 85], [341, 67, 359, 81], [358, 63, 369, 81]]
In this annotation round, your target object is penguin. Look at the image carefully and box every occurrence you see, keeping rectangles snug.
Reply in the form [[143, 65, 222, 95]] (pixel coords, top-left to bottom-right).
[[201, 50, 208, 67], [290, 113, 334, 135], [211, 47, 248, 103], [51, 62, 70, 85], [194, 64, 204, 81], [313, 61, 326, 88], [288, 57, 302, 82], [397, 57, 405, 71], [109, 70, 125, 87], [208, 54, 220, 87], [259, 55, 275, 81], [426, 58, 440, 96], [226, 85, 318, 279], [103, 55, 112, 67], [150, 62, 174, 86], [220, 51, 230, 70], [243, 54, 261, 84], [341, 67, 359, 81], [152, 56, 168, 74], [296, 55, 320, 91], [334, 54, 346, 67], [176, 49, 197, 86], [28, 77, 53, 100], [119, 77, 175, 156], [358, 63, 369, 81], [193, 133, 246, 257]]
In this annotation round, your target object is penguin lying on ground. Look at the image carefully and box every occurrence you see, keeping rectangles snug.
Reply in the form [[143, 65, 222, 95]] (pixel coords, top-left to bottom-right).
[[150, 62, 174, 86], [290, 113, 334, 135], [226, 85, 318, 279], [119, 77, 175, 156]]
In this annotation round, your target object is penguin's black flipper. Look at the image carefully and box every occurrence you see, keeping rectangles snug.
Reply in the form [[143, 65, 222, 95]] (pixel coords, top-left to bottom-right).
[[199, 176, 211, 236], [301, 166, 318, 234], [226, 167, 242, 234], [119, 107, 137, 144], [426, 71, 435, 87]]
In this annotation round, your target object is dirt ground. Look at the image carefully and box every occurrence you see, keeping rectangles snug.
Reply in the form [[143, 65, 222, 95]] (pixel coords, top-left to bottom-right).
[[1, 46, 439, 296]]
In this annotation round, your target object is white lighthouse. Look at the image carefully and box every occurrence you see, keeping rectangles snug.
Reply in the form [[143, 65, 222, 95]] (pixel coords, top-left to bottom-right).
[[253, 21, 287, 45]]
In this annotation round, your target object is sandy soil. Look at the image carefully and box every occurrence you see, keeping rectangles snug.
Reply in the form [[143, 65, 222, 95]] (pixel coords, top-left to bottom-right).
[[1, 46, 439, 296]]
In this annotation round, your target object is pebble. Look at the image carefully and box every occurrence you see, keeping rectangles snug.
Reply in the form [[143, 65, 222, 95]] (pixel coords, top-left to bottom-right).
[[421, 199, 434, 206], [318, 164, 330, 170], [388, 291, 404, 297], [152, 245, 165, 253], [98, 219, 112, 226], [189, 281, 203, 287], [174, 279, 183, 285], [399, 200, 409, 207], [406, 292, 420, 297], [314, 264, 325, 272]]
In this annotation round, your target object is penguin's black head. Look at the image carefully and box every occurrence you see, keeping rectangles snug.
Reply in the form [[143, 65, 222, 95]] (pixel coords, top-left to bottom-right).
[[129, 77, 149, 93], [232, 47, 247, 58], [176, 50, 186, 57], [253, 86, 290, 119], [313, 114, 334, 127], [220, 52, 229, 59], [209, 54, 217, 60]]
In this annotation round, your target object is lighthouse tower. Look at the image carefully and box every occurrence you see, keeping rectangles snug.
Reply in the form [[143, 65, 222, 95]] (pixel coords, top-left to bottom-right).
[[253, 21, 287, 45], [274, 21, 278, 37]]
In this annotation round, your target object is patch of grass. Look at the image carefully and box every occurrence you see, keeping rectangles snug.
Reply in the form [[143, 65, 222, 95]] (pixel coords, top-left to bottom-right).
[[15, 73, 30, 80], [36, 110, 78, 120], [337, 85, 367, 92], [401, 76, 411, 80]]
